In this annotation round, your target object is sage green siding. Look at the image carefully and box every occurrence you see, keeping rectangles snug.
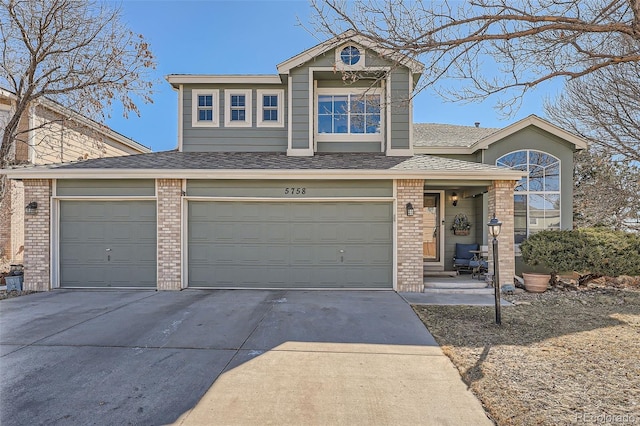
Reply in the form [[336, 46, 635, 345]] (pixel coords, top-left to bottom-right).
[[483, 125, 577, 230], [291, 68, 310, 150], [442, 192, 484, 270], [389, 68, 411, 150], [186, 179, 393, 198], [188, 200, 393, 288], [59, 200, 157, 287], [182, 84, 288, 152], [316, 141, 382, 153], [56, 179, 155, 196], [289, 46, 412, 153]]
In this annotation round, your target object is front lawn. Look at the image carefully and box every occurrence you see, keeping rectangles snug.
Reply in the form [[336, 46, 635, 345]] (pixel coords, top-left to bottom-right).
[[414, 282, 640, 425]]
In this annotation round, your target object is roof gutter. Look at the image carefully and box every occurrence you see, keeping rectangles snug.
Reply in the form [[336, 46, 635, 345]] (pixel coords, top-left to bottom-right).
[[1, 167, 526, 181]]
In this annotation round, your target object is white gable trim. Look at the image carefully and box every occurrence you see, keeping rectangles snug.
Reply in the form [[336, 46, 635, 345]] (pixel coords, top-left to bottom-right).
[[276, 31, 424, 74]]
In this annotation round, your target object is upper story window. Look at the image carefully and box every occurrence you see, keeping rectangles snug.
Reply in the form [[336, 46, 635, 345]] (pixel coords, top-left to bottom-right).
[[192, 89, 219, 127], [224, 89, 252, 127], [335, 44, 365, 70], [340, 46, 361, 66], [316, 89, 381, 139], [497, 150, 561, 244], [257, 89, 284, 127]]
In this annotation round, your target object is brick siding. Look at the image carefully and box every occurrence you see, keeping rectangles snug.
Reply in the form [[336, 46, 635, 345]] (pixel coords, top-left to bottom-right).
[[156, 179, 182, 290], [487, 180, 516, 287], [22, 179, 51, 291], [396, 179, 424, 292]]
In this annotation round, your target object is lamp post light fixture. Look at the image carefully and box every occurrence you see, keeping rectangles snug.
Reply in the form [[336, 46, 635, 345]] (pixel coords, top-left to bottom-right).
[[25, 201, 38, 215], [487, 215, 502, 325], [405, 203, 414, 217]]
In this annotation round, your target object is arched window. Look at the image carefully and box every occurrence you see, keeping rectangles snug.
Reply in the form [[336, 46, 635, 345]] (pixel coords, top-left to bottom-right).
[[497, 150, 561, 244]]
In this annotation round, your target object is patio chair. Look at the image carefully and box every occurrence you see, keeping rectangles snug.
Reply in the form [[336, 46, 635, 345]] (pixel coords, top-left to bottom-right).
[[453, 243, 480, 274]]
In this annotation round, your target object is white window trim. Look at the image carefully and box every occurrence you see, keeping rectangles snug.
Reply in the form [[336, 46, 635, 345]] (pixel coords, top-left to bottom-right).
[[334, 43, 366, 71], [191, 89, 219, 128], [497, 149, 562, 243], [256, 89, 284, 128], [315, 87, 384, 143], [224, 89, 252, 128]]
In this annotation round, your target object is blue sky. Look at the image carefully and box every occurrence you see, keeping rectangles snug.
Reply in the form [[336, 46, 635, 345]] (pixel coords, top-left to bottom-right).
[[106, 0, 560, 152]]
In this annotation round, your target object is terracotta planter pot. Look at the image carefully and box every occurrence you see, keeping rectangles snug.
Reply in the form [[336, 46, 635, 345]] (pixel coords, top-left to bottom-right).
[[453, 230, 470, 236], [522, 273, 550, 293]]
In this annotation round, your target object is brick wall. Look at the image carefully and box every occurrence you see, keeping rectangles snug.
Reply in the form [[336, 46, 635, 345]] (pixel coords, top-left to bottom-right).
[[157, 179, 182, 290], [396, 179, 424, 292], [487, 180, 516, 287], [23, 179, 51, 291], [0, 187, 11, 260]]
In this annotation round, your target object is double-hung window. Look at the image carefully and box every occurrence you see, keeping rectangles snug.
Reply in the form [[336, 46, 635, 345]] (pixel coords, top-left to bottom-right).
[[192, 89, 219, 127], [225, 89, 252, 127], [257, 89, 284, 127], [316, 89, 382, 139]]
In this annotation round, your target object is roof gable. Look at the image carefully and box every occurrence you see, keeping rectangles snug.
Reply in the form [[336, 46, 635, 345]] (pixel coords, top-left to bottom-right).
[[276, 30, 424, 74], [474, 115, 588, 151], [413, 115, 588, 154]]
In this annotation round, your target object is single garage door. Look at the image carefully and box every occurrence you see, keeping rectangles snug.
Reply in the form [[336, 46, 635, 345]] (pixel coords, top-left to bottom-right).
[[59, 200, 157, 288], [188, 201, 393, 288]]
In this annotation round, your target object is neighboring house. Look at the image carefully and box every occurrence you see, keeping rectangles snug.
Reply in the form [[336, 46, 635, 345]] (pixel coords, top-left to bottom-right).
[[0, 88, 151, 262], [2, 32, 587, 292]]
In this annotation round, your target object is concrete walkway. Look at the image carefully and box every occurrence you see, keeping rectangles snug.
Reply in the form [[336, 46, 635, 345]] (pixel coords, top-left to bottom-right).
[[1, 290, 492, 426]]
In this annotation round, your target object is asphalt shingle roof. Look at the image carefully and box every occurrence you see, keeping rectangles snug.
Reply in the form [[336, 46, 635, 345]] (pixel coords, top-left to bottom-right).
[[413, 123, 499, 148], [48, 151, 508, 173]]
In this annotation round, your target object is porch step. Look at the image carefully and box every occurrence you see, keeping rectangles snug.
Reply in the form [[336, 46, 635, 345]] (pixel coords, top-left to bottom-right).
[[423, 270, 458, 277], [423, 276, 494, 295], [422, 287, 494, 295], [424, 280, 488, 289]]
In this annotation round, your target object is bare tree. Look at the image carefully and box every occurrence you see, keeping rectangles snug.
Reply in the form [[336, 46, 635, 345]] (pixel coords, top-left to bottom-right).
[[310, 0, 640, 113], [0, 0, 156, 168], [573, 150, 640, 232], [545, 61, 640, 164]]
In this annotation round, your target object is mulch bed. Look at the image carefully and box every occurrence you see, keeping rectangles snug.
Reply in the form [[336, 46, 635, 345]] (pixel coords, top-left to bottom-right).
[[413, 278, 640, 426]]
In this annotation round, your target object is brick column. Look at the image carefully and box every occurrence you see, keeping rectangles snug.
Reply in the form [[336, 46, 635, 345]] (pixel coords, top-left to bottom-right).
[[487, 180, 516, 287], [157, 179, 182, 290], [396, 179, 424, 292], [23, 179, 52, 291]]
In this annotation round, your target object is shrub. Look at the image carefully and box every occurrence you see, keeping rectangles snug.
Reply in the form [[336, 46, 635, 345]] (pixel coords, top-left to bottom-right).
[[520, 228, 640, 281]]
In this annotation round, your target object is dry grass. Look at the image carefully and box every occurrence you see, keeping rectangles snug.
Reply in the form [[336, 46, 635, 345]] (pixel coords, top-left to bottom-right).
[[414, 287, 640, 426]]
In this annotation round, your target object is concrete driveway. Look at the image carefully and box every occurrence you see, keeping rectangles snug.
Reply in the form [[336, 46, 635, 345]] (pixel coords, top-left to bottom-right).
[[0, 290, 491, 425]]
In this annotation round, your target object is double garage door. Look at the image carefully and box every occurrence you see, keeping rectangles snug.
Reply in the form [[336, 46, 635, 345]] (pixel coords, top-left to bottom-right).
[[188, 201, 393, 288], [60, 200, 393, 289]]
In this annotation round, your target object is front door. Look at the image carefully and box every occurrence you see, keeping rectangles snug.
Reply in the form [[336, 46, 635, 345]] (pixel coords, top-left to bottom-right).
[[423, 192, 444, 264]]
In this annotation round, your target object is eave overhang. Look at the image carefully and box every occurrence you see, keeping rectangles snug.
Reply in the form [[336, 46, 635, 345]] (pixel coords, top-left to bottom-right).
[[2, 167, 526, 181]]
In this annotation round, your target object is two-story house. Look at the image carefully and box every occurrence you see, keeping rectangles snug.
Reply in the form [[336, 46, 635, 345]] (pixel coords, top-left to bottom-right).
[[0, 88, 151, 262], [2, 32, 586, 292]]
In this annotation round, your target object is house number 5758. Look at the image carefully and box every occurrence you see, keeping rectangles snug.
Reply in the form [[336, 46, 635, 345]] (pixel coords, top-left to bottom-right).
[[284, 187, 306, 195]]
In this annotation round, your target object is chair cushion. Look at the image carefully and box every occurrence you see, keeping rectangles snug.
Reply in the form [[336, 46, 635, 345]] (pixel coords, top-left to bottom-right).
[[455, 243, 479, 260]]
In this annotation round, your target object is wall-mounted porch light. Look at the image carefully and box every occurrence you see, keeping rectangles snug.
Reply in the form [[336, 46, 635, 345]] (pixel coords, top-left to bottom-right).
[[452, 192, 459, 207], [25, 201, 38, 215], [405, 203, 414, 217]]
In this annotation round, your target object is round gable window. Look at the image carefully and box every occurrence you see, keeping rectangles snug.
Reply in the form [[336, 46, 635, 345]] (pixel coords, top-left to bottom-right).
[[340, 46, 361, 66]]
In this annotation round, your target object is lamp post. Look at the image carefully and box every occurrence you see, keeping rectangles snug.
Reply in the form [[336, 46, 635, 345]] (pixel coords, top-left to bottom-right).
[[487, 216, 502, 325]]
